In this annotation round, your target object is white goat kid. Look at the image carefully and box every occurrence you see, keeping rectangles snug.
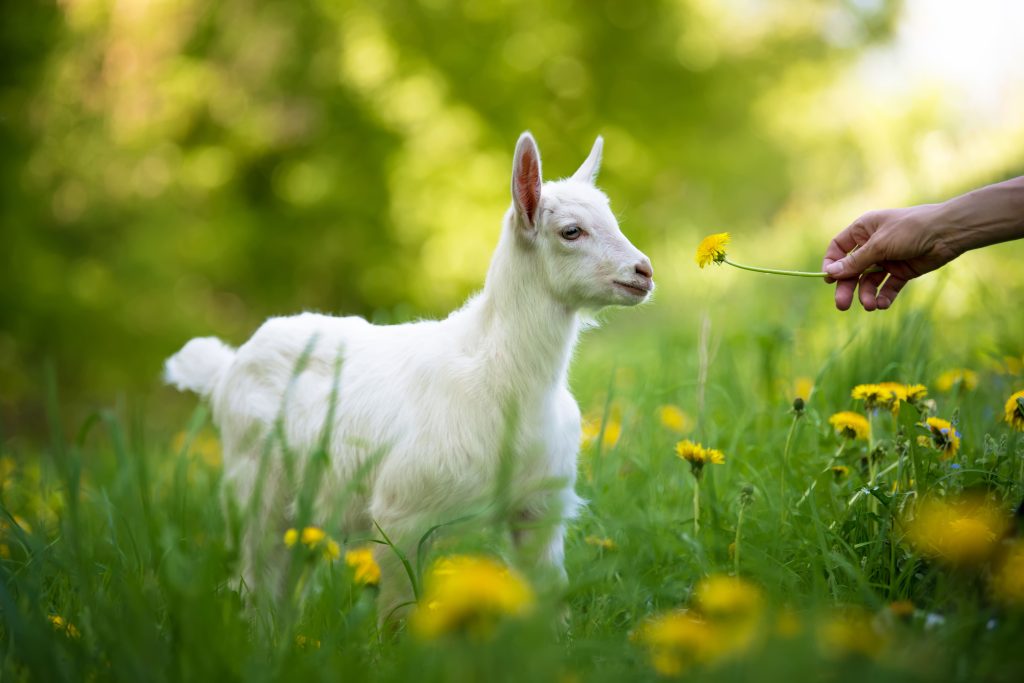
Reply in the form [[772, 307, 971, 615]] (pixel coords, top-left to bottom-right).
[[165, 132, 654, 612]]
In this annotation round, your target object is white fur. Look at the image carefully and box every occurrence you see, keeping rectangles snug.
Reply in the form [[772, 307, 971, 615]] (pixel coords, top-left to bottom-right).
[[164, 132, 653, 609]]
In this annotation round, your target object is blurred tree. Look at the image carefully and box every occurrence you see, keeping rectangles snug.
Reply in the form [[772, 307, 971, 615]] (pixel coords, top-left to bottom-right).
[[0, 0, 900, 427]]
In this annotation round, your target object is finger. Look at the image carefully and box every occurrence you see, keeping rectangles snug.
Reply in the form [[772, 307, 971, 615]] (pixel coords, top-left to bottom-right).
[[826, 238, 885, 281], [875, 275, 908, 310], [857, 270, 888, 311], [822, 227, 860, 283], [834, 278, 858, 311]]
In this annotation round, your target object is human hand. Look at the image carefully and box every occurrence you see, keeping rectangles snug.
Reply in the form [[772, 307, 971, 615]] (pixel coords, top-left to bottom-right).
[[822, 205, 960, 311]]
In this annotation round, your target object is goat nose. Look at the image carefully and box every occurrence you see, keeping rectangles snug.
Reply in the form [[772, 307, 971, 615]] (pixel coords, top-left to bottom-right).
[[635, 258, 653, 280]]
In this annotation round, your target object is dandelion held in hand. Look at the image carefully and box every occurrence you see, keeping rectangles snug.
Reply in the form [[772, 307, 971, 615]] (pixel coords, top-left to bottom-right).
[[695, 231, 828, 278]]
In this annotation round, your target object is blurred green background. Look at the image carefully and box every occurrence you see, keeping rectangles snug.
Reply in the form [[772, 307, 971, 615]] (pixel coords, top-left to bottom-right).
[[2, 0, 1023, 433]]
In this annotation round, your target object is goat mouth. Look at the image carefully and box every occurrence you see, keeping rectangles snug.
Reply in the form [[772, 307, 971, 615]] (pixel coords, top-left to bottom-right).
[[613, 281, 652, 297]]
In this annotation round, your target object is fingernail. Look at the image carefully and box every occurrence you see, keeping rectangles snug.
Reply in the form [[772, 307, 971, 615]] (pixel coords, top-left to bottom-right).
[[877, 296, 891, 309], [825, 262, 843, 276]]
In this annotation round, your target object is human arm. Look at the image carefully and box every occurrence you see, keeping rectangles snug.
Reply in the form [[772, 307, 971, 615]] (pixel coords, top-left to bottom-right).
[[822, 176, 1024, 311]]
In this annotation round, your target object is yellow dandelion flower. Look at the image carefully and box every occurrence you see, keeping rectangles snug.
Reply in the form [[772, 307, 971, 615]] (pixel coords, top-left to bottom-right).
[[904, 384, 928, 402], [345, 546, 381, 585], [324, 539, 341, 561], [48, 615, 81, 639], [819, 608, 883, 659], [283, 528, 298, 547], [584, 535, 616, 550], [831, 465, 850, 480], [851, 383, 895, 410], [904, 496, 1009, 568], [793, 377, 814, 402], [635, 611, 716, 676], [695, 232, 730, 268], [659, 405, 693, 434], [300, 527, 326, 547], [918, 417, 961, 458], [887, 600, 915, 619], [411, 555, 534, 639], [828, 412, 870, 440], [1004, 390, 1024, 432], [990, 540, 1024, 608], [675, 440, 725, 478], [581, 416, 622, 450], [694, 575, 763, 620], [935, 369, 978, 392]]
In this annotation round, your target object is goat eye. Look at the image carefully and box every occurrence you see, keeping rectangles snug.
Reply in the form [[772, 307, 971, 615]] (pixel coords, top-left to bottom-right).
[[560, 226, 582, 241]]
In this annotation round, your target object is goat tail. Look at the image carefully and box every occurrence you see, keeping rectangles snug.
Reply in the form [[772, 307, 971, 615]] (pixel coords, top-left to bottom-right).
[[164, 337, 236, 398]]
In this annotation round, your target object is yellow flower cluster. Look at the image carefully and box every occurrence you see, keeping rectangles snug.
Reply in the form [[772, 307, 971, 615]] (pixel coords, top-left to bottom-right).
[[284, 526, 341, 561], [580, 416, 622, 450], [935, 368, 979, 392], [674, 440, 725, 479], [990, 541, 1024, 607], [828, 412, 870, 441], [635, 575, 763, 676], [851, 382, 926, 413], [411, 555, 534, 639], [917, 417, 961, 458], [695, 232, 730, 268], [344, 546, 381, 586], [1004, 390, 1024, 432], [904, 496, 1008, 568], [48, 614, 81, 639]]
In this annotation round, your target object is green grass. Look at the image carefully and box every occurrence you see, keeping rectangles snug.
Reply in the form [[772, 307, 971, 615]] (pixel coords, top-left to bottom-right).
[[2, 299, 1024, 682]]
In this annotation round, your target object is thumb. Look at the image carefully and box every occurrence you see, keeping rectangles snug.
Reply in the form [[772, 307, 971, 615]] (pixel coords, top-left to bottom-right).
[[825, 241, 882, 279]]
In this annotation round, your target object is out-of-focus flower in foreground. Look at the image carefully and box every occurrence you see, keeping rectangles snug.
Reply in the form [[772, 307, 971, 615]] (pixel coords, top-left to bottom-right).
[[634, 611, 715, 676], [584, 535, 616, 550], [829, 411, 870, 441], [819, 608, 884, 659], [990, 540, 1024, 608], [345, 546, 381, 586], [904, 496, 1009, 568], [411, 555, 534, 639]]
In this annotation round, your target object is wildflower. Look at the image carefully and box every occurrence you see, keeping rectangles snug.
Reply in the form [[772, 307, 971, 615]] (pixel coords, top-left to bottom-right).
[[831, 465, 850, 480], [888, 600, 915, 619], [48, 615, 81, 639], [295, 634, 321, 649], [411, 555, 534, 639], [284, 526, 341, 561], [1004, 390, 1024, 432], [918, 417, 961, 458], [819, 608, 883, 659], [674, 440, 724, 478], [990, 540, 1024, 607], [904, 384, 928, 403], [851, 383, 895, 410], [904, 496, 1009, 568], [695, 232, 730, 268], [793, 377, 814, 402], [345, 546, 380, 586], [694, 575, 763, 619], [581, 416, 621, 449], [584, 535, 616, 550], [828, 412, 870, 441], [936, 369, 978, 392], [634, 611, 716, 676], [659, 405, 693, 434]]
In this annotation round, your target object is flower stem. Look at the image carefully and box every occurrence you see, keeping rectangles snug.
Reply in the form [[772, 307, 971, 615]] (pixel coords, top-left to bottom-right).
[[722, 259, 884, 278], [693, 479, 701, 536], [724, 259, 826, 278]]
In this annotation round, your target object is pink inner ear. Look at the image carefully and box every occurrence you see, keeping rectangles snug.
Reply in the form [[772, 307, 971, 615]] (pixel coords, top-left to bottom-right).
[[516, 148, 541, 225]]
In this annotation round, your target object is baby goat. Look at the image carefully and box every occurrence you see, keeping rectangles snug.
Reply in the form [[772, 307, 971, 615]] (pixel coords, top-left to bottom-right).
[[165, 132, 653, 612]]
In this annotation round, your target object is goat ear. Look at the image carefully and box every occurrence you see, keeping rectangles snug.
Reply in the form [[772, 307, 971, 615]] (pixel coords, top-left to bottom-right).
[[572, 135, 603, 184], [511, 132, 543, 229]]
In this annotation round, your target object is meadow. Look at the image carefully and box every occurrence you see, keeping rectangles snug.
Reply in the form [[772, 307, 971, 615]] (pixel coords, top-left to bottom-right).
[[3, 270, 1024, 682], [4, 1, 1024, 681]]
